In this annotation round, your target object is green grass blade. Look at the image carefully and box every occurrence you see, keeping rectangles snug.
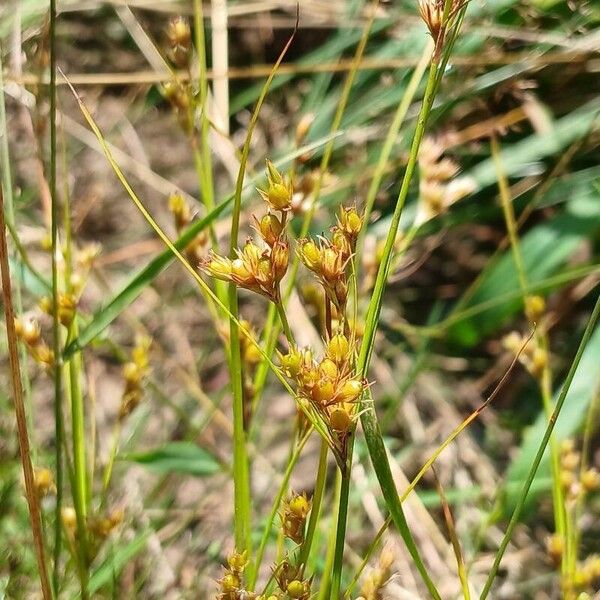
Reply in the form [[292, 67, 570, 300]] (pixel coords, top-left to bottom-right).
[[480, 292, 600, 599]]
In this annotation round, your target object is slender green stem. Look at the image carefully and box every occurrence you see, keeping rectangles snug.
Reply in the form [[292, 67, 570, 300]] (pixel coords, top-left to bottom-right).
[[49, 0, 65, 593], [298, 439, 329, 572], [227, 18, 299, 556], [318, 471, 342, 600], [330, 450, 352, 599], [66, 322, 89, 596], [351, 40, 445, 600], [276, 301, 294, 346], [480, 293, 600, 599]]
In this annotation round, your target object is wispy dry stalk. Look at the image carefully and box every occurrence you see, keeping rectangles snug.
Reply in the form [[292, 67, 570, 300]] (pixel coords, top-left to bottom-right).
[[0, 186, 52, 600], [211, 0, 230, 134]]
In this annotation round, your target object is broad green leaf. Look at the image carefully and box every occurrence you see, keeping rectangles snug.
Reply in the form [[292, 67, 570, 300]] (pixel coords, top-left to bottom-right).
[[121, 441, 222, 477]]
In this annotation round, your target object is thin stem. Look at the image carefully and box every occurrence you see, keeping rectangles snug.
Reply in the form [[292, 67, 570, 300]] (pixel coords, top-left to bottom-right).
[[276, 300, 294, 346], [227, 15, 299, 556], [330, 450, 352, 599], [480, 293, 600, 599], [49, 0, 64, 593], [353, 40, 446, 600], [66, 323, 89, 597], [298, 439, 329, 572], [0, 188, 52, 600]]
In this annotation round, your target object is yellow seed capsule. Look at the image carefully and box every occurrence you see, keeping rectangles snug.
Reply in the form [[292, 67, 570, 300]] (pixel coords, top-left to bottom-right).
[[232, 259, 253, 281], [287, 580, 307, 599], [34, 468, 55, 497], [242, 241, 262, 264], [546, 533, 563, 565], [206, 255, 233, 280], [271, 241, 289, 282], [20, 319, 42, 346], [319, 358, 338, 380], [338, 379, 363, 403], [312, 379, 335, 404], [219, 572, 240, 592], [299, 240, 321, 272], [288, 494, 310, 519], [581, 468, 600, 492], [524, 294, 545, 322], [61, 507, 77, 530], [326, 334, 349, 363], [339, 206, 363, 238], [227, 550, 248, 574], [280, 348, 302, 378], [38, 296, 53, 315], [329, 407, 351, 432], [58, 294, 77, 327], [258, 213, 284, 246]]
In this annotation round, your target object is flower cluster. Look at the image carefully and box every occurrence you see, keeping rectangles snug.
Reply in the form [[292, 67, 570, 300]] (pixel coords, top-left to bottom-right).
[[217, 551, 250, 600], [280, 333, 366, 443], [280, 492, 311, 545], [357, 544, 395, 600], [201, 161, 291, 303], [14, 317, 54, 369], [273, 561, 312, 600], [415, 137, 474, 226], [119, 336, 152, 421], [297, 206, 363, 311]]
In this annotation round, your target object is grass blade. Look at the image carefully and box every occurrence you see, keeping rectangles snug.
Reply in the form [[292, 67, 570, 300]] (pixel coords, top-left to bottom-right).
[[480, 292, 600, 599]]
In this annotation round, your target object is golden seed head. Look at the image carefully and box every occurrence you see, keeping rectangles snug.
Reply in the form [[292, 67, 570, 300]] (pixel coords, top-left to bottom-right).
[[580, 468, 600, 492], [219, 572, 240, 592], [38, 296, 53, 315], [529, 347, 548, 376], [338, 206, 363, 238], [280, 347, 303, 378], [34, 467, 56, 497], [166, 17, 191, 67], [19, 318, 41, 346], [319, 358, 339, 380], [227, 550, 248, 574], [338, 379, 364, 403], [257, 213, 284, 246], [329, 407, 352, 432], [258, 160, 293, 211], [298, 240, 321, 272], [35, 345, 55, 367], [326, 333, 350, 364], [525, 294, 546, 322], [244, 343, 261, 365], [561, 451, 580, 472], [168, 192, 191, 230], [58, 293, 77, 327], [288, 494, 311, 519], [312, 379, 336, 404], [271, 240, 289, 282], [546, 533, 564, 564], [232, 258, 253, 282], [61, 506, 77, 530], [204, 255, 233, 281], [286, 580, 308, 599], [332, 229, 351, 259], [295, 113, 315, 145]]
